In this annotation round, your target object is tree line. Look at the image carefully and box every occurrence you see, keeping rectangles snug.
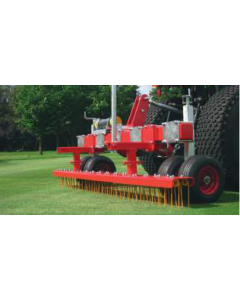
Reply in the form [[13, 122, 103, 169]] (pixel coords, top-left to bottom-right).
[[0, 85, 138, 154]]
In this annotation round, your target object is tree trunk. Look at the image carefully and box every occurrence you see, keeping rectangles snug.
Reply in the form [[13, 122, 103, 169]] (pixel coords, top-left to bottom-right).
[[56, 134, 59, 152], [38, 136, 43, 155]]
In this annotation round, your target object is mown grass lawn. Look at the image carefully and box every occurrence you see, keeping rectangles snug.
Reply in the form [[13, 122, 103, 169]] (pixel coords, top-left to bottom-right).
[[0, 151, 239, 215]]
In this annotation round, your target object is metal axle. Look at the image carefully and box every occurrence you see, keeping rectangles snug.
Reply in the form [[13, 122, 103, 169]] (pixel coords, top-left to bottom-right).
[[111, 85, 117, 142], [149, 99, 183, 116]]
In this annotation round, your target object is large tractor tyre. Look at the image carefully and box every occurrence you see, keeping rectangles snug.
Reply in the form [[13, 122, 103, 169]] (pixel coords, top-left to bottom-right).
[[195, 86, 239, 190], [158, 156, 184, 176], [178, 155, 225, 203], [84, 156, 116, 173], [80, 156, 92, 171], [145, 98, 182, 125], [141, 153, 165, 175], [140, 98, 183, 175]]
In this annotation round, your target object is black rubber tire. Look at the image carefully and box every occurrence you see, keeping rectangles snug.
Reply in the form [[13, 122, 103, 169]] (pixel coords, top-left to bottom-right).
[[195, 86, 239, 190], [178, 155, 225, 203], [80, 156, 92, 171], [84, 156, 116, 173], [140, 98, 183, 175], [145, 98, 182, 125], [158, 156, 184, 176], [141, 153, 165, 175]]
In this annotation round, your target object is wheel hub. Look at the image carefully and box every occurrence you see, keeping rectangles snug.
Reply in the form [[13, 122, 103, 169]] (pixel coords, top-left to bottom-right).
[[198, 166, 220, 195], [204, 175, 211, 186]]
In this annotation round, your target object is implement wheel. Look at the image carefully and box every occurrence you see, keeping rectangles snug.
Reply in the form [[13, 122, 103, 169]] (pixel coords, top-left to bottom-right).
[[158, 156, 184, 176], [178, 155, 224, 203], [80, 156, 92, 171], [84, 156, 116, 173]]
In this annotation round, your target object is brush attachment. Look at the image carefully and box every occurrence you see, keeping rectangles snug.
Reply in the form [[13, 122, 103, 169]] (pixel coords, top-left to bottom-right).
[[54, 170, 192, 207]]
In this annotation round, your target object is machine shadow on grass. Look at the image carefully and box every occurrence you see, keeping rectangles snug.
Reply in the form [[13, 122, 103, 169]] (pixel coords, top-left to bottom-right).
[[190, 192, 239, 210]]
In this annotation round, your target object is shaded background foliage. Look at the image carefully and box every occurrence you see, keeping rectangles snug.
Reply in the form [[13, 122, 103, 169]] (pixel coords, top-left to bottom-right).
[[0, 85, 138, 153]]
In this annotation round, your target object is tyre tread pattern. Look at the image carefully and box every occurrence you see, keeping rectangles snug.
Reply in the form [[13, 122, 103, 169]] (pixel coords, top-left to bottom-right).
[[158, 156, 184, 176], [141, 153, 165, 175], [195, 86, 239, 183], [84, 156, 116, 173]]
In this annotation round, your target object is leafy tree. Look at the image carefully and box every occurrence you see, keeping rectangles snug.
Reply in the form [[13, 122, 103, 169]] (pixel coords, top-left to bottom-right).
[[12, 86, 54, 154], [12, 85, 103, 153], [0, 86, 15, 146], [150, 85, 184, 102], [87, 85, 138, 123], [11, 85, 138, 154]]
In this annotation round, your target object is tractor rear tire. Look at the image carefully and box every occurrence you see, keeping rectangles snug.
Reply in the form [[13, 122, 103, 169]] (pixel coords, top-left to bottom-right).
[[84, 156, 116, 173], [141, 153, 165, 175], [196, 86, 239, 190], [158, 156, 184, 176], [178, 155, 224, 203]]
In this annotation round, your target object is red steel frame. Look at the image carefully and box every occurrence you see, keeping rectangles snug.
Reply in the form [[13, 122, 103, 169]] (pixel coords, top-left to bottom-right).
[[58, 147, 104, 171], [126, 94, 149, 126], [53, 94, 194, 189], [53, 169, 193, 189]]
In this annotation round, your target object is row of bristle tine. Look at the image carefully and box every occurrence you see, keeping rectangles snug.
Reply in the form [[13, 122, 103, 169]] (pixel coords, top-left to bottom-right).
[[58, 177, 190, 207]]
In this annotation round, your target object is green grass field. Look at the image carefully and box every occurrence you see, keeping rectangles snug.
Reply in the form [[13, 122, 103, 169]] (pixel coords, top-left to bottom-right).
[[0, 151, 239, 215]]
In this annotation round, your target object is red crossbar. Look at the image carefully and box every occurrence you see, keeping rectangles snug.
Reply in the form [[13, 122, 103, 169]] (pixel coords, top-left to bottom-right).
[[58, 147, 105, 171], [58, 147, 104, 154], [53, 170, 193, 189]]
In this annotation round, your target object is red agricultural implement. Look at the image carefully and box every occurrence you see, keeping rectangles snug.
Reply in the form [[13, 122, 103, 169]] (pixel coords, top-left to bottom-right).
[[53, 86, 225, 207]]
